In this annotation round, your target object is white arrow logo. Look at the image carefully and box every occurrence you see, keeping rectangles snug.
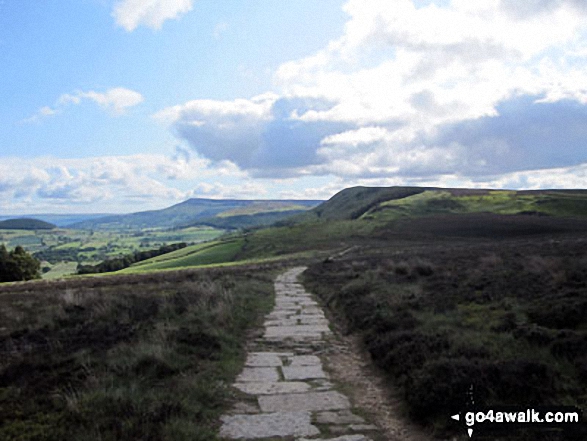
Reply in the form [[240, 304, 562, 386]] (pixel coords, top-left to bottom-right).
[[468, 428, 473, 438], [451, 414, 460, 421]]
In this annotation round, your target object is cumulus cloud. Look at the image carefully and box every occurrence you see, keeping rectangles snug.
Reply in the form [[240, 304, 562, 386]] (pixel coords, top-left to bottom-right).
[[156, 94, 354, 177], [154, 0, 587, 188], [112, 0, 193, 32], [0, 152, 230, 213]]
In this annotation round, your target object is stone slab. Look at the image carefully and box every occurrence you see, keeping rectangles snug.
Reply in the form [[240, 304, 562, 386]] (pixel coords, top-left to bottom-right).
[[264, 325, 330, 338], [236, 367, 280, 383], [234, 381, 311, 395], [220, 411, 320, 439], [245, 352, 286, 367], [288, 355, 322, 366], [258, 391, 350, 413], [283, 365, 327, 380]]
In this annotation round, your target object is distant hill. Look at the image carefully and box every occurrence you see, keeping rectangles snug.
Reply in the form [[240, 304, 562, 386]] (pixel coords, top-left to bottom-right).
[[0, 218, 56, 230], [298, 186, 587, 222], [0, 214, 114, 227], [69, 198, 322, 230]]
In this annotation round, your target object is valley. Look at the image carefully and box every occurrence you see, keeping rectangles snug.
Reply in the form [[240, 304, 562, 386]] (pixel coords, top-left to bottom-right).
[[1, 186, 586, 440]]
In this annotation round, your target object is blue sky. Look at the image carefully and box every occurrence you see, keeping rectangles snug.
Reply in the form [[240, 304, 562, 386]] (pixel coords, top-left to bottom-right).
[[1, 0, 586, 214]]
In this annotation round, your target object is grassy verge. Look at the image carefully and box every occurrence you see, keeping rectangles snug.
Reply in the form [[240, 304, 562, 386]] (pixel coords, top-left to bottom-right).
[[0, 265, 277, 440], [303, 237, 587, 440]]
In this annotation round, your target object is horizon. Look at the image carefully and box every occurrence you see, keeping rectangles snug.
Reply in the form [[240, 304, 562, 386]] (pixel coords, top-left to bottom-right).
[[2, 0, 587, 214], [3, 185, 587, 217]]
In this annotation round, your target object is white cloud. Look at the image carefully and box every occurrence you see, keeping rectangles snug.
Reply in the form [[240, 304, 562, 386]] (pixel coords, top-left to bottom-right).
[[25, 87, 144, 122], [77, 88, 144, 114], [113, 0, 193, 32], [155, 0, 587, 187], [0, 152, 242, 213]]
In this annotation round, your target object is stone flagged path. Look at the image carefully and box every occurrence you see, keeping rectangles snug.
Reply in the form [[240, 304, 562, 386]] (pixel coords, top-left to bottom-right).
[[220, 267, 380, 440]]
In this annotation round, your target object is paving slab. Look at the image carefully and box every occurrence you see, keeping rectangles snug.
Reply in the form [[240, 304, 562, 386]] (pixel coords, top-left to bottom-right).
[[264, 324, 330, 338], [288, 355, 322, 366], [220, 411, 320, 439], [258, 391, 351, 413], [234, 381, 311, 395], [283, 365, 327, 380], [244, 352, 286, 367], [236, 367, 280, 382]]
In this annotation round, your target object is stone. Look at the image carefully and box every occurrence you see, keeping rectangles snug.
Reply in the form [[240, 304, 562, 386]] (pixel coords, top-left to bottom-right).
[[220, 411, 320, 439], [236, 367, 280, 382], [258, 391, 351, 413], [315, 410, 366, 425], [264, 325, 330, 338], [245, 352, 286, 367], [283, 365, 327, 380], [288, 355, 322, 366], [234, 381, 311, 395], [299, 316, 329, 325]]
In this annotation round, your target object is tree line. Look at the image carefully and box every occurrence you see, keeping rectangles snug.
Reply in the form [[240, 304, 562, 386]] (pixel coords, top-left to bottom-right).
[[77, 243, 188, 274], [0, 245, 41, 282]]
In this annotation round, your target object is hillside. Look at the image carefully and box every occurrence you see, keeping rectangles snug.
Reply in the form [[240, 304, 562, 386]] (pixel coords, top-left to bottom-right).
[[116, 186, 587, 274], [69, 198, 321, 230], [291, 186, 587, 223], [0, 218, 56, 230]]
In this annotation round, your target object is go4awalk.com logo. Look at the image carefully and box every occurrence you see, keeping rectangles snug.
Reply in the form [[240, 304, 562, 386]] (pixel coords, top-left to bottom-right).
[[450, 406, 584, 438]]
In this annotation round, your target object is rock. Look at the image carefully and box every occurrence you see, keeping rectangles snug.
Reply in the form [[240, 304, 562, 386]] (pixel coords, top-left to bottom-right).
[[258, 391, 351, 413], [283, 365, 327, 380], [220, 411, 320, 439], [234, 381, 311, 395], [245, 352, 287, 367], [236, 367, 280, 382]]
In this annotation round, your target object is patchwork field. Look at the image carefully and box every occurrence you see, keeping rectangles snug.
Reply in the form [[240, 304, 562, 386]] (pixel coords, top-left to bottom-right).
[[0, 226, 224, 279]]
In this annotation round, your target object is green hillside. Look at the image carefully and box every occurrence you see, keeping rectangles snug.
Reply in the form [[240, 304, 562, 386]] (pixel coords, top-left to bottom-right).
[[302, 186, 428, 221], [70, 198, 321, 230], [121, 239, 245, 272], [293, 187, 587, 222], [115, 186, 587, 273], [361, 188, 587, 220], [0, 218, 56, 230]]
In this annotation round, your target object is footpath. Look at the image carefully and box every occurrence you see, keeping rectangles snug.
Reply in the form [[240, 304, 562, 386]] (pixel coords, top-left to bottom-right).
[[219, 267, 382, 441]]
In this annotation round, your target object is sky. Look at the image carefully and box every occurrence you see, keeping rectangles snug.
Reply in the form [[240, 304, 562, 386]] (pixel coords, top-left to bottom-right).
[[1, 0, 587, 214]]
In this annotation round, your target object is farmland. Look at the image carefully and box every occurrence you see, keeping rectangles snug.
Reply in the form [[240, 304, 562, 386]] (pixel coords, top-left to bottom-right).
[[0, 226, 224, 279]]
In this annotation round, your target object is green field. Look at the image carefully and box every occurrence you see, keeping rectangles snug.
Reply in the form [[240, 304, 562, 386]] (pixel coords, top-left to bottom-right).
[[0, 226, 225, 279], [122, 239, 245, 272]]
